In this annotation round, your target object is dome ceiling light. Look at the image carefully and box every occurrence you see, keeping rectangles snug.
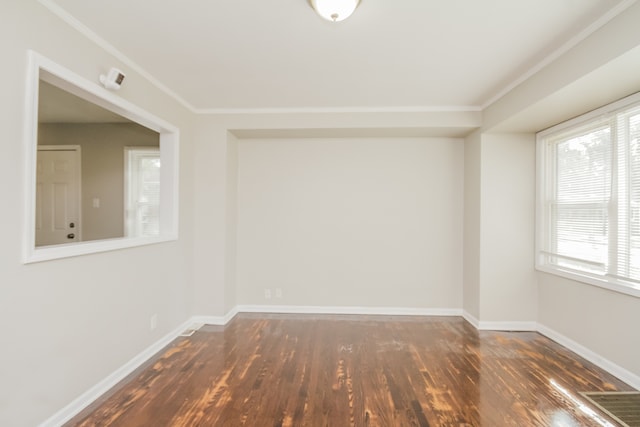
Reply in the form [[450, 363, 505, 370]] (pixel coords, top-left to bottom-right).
[[309, 0, 361, 22]]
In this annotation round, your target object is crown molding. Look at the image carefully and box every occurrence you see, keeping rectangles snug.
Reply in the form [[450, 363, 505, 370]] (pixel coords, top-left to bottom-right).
[[38, 0, 198, 113], [40, 0, 638, 119], [481, 0, 638, 109], [194, 105, 483, 115], [36, 0, 482, 117]]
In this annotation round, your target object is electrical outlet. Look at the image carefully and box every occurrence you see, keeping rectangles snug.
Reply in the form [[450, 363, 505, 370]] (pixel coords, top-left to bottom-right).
[[150, 314, 158, 331], [264, 289, 272, 299], [275, 288, 282, 298]]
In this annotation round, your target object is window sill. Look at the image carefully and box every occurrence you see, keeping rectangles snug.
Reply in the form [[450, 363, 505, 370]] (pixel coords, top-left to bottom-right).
[[536, 264, 640, 299], [24, 234, 177, 264]]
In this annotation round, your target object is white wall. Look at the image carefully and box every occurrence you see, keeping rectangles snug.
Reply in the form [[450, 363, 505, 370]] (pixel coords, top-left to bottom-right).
[[0, 3, 196, 426], [463, 132, 537, 326], [236, 137, 463, 309], [225, 133, 239, 313], [192, 121, 231, 318], [538, 273, 640, 379], [479, 133, 537, 324], [463, 130, 481, 319]]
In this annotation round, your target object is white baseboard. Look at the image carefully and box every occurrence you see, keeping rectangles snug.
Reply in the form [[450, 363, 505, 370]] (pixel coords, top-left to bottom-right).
[[462, 310, 480, 328], [191, 306, 238, 326], [459, 312, 640, 388], [235, 305, 463, 317], [478, 320, 537, 331], [462, 311, 536, 331], [39, 317, 194, 427], [536, 323, 640, 390]]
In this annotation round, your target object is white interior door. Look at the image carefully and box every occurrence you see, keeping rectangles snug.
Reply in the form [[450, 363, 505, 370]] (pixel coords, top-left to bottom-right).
[[36, 146, 81, 246]]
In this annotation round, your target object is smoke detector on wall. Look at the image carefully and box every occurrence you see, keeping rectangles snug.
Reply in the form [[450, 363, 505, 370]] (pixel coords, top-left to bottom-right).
[[100, 67, 125, 90]]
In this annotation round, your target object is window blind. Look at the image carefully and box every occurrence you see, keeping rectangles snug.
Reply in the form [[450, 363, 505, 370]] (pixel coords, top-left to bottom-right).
[[538, 94, 640, 290], [137, 156, 161, 237], [616, 109, 640, 282]]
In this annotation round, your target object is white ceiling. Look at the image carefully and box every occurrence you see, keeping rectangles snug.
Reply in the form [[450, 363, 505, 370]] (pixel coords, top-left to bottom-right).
[[47, 0, 632, 112]]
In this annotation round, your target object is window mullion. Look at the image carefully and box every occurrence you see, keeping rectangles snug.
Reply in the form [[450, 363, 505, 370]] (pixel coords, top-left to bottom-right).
[[548, 141, 558, 258], [609, 117, 619, 278], [615, 114, 631, 278]]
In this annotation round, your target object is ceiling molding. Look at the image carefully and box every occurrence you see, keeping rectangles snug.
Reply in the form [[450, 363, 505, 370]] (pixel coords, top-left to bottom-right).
[[194, 105, 483, 115], [39, 0, 482, 117], [480, 0, 638, 109], [35, 0, 485, 117], [40, 0, 638, 118], [38, 0, 199, 113]]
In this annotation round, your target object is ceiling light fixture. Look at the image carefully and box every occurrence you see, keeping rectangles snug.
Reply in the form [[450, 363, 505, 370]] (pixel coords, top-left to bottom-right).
[[309, 0, 361, 22]]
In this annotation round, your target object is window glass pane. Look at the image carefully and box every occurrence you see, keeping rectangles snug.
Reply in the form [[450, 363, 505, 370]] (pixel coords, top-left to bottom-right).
[[554, 205, 608, 270], [125, 149, 160, 238], [556, 127, 610, 203], [552, 127, 610, 271], [138, 157, 161, 236]]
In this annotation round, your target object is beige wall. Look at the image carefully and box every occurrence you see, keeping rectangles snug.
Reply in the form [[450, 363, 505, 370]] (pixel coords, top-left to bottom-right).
[[538, 273, 640, 378], [39, 123, 159, 241], [479, 133, 537, 323], [463, 132, 537, 325], [0, 3, 196, 426], [225, 132, 239, 313], [463, 130, 481, 319], [235, 137, 463, 309], [192, 121, 230, 318], [191, 109, 480, 319]]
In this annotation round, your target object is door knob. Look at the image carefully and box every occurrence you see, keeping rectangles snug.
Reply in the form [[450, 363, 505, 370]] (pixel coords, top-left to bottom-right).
[[67, 233, 75, 239], [69, 222, 75, 228]]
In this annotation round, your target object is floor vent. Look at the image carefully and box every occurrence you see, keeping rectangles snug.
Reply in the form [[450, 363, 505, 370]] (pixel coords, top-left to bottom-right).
[[581, 391, 640, 427], [179, 323, 204, 337]]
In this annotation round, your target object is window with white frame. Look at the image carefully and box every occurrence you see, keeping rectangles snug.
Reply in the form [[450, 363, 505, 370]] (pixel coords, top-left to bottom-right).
[[125, 147, 161, 238], [536, 93, 640, 295]]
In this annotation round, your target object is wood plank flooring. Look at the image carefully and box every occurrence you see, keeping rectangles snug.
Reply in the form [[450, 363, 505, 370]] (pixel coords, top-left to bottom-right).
[[67, 314, 635, 426]]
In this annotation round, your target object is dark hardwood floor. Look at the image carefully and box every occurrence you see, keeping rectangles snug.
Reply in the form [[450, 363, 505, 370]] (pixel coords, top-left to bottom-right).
[[67, 314, 634, 426]]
